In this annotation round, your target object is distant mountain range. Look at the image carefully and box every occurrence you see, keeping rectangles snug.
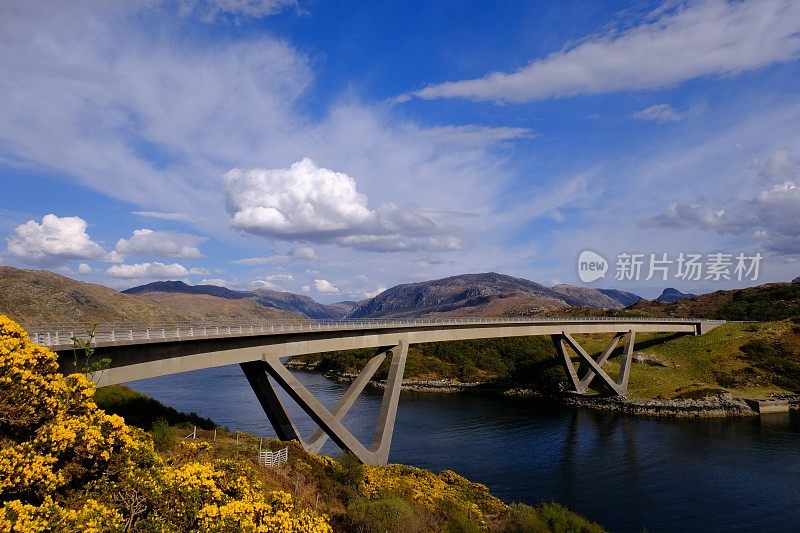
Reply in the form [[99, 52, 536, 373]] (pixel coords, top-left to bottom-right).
[[11, 265, 796, 326], [123, 280, 354, 319]]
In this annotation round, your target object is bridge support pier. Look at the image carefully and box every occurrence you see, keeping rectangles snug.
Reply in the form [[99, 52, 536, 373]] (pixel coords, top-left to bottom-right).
[[241, 341, 408, 466], [553, 330, 635, 397]]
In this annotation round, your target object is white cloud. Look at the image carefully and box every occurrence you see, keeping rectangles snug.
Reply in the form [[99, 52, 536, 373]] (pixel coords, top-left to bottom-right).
[[301, 285, 310, 293], [289, 246, 316, 260], [231, 246, 316, 265], [106, 262, 192, 278], [78, 262, 92, 274], [132, 211, 193, 222], [265, 273, 293, 282], [178, 0, 296, 22], [6, 214, 115, 265], [115, 229, 205, 258], [224, 158, 462, 251], [200, 278, 226, 286], [189, 267, 210, 275], [364, 286, 386, 298], [413, 0, 800, 103], [644, 149, 800, 255], [634, 104, 686, 123], [313, 278, 340, 294]]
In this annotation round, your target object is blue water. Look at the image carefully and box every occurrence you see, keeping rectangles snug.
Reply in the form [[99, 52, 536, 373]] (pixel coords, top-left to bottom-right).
[[128, 366, 800, 533]]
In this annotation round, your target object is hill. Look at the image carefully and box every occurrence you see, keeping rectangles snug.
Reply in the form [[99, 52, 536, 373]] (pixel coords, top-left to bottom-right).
[[552, 285, 626, 309], [655, 287, 696, 303], [122, 280, 249, 300], [597, 288, 644, 307], [0, 267, 300, 326], [346, 272, 582, 318], [631, 282, 800, 321]]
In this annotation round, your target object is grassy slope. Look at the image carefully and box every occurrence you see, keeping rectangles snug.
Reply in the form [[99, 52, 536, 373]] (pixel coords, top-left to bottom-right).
[[95, 387, 605, 532], [298, 320, 800, 400]]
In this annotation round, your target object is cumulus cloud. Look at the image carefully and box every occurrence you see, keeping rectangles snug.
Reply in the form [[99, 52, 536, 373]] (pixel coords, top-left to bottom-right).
[[6, 214, 115, 265], [224, 158, 461, 251], [115, 229, 205, 258], [78, 262, 92, 274], [200, 278, 226, 286], [106, 262, 194, 278], [301, 285, 311, 293], [645, 149, 800, 255], [634, 104, 686, 123], [313, 278, 340, 294], [413, 0, 800, 103]]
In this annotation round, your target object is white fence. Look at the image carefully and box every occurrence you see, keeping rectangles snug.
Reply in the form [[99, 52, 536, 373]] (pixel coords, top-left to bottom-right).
[[259, 446, 288, 468], [27, 316, 723, 348]]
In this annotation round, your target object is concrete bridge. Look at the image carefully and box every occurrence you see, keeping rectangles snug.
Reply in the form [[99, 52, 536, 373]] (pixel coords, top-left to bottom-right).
[[34, 317, 723, 465]]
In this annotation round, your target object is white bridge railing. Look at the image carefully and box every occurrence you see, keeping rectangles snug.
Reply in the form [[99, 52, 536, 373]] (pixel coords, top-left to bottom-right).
[[27, 316, 723, 348]]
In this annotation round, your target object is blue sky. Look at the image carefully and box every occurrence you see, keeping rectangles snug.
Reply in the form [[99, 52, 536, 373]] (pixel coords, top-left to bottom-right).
[[2, 0, 800, 301]]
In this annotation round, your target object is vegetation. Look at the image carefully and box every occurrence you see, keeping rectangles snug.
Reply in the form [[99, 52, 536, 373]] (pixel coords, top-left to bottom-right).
[[297, 320, 800, 401], [302, 336, 565, 388], [0, 315, 604, 531], [94, 385, 216, 431]]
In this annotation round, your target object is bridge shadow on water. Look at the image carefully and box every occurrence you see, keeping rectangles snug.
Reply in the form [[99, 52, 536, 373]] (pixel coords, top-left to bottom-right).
[[128, 364, 800, 533]]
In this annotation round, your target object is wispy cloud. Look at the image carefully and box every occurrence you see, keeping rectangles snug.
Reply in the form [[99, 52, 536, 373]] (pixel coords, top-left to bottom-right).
[[412, 1, 800, 103]]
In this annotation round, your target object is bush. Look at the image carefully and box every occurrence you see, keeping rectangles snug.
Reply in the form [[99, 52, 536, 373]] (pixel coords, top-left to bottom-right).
[[150, 417, 175, 451], [347, 494, 420, 533]]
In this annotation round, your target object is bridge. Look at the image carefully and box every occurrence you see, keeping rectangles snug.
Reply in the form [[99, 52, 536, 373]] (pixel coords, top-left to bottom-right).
[[33, 316, 723, 465]]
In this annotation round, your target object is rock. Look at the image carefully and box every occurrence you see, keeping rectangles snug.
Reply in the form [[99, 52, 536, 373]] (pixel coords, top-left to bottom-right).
[[632, 352, 670, 367]]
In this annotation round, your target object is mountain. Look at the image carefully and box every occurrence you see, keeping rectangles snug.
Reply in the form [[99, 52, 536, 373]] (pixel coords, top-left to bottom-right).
[[346, 273, 581, 318], [122, 280, 249, 300], [0, 267, 299, 326], [551, 285, 625, 309], [251, 289, 350, 319], [597, 288, 644, 307], [655, 288, 696, 303], [631, 282, 800, 321]]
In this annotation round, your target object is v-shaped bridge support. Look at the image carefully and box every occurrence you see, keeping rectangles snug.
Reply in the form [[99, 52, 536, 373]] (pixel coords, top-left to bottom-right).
[[240, 341, 408, 465], [552, 330, 635, 397]]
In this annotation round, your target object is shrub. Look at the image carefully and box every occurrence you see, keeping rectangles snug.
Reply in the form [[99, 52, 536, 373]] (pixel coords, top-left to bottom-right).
[[347, 494, 420, 533], [150, 417, 175, 451]]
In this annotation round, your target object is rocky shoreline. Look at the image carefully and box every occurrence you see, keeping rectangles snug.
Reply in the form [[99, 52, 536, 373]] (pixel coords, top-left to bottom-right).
[[286, 361, 799, 419]]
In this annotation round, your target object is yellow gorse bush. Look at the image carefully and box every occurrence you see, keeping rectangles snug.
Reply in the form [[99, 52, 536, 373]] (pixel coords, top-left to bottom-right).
[[360, 464, 506, 522], [0, 315, 331, 532]]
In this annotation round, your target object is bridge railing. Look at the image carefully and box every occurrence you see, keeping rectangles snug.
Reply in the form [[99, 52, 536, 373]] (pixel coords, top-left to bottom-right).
[[26, 316, 724, 348]]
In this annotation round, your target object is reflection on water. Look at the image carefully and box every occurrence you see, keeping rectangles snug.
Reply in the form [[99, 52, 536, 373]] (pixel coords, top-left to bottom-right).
[[128, 366, 800, 533]]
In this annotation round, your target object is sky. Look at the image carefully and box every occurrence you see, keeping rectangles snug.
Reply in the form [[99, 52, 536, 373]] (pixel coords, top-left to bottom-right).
[[2, 0, 800, 301]]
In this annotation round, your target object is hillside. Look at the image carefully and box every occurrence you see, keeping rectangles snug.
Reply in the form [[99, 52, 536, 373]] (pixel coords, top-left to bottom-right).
[[0, 267, 302, 326], [252, 288, 352, 319], [346, 273, 581, 318], [631, 282, 800, 321]]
